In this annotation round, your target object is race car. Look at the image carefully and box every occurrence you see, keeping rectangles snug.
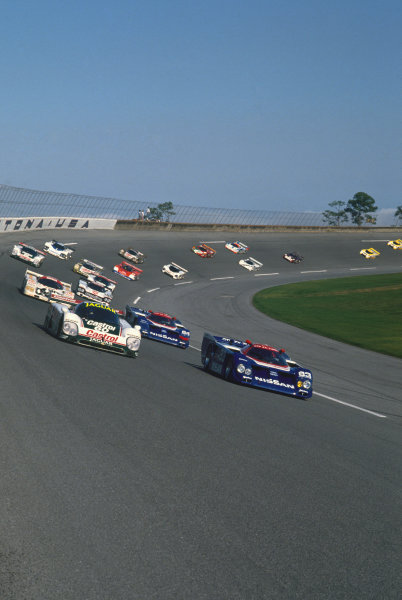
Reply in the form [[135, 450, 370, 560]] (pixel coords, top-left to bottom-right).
[[125, 306, 190, 348], [113, 261, 143, 280], [21, 269, 76, 304], [225, 241, 249, 254], [201, 333, 313, 399], [239, 257, 263, 271], [73, 258, 103, 277], [87, 272, 117, 292], [44, 301, 141, 358], [387, 239, 402, 250], [360, 248, 380, 259], [43, 240, 75, 260], [118, 248, 145, 264], [162, 262, 188, 280], [191, 243, 216, 258], [10, 242, 46, 268], [283, 252, 303, 263], [76, 278, 113, 304]]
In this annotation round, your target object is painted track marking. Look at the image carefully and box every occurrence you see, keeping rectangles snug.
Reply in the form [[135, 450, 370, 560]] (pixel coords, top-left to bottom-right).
[[314, 392, 387, 418]]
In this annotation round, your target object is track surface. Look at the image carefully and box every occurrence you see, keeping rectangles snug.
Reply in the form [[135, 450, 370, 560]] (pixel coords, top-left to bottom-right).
[[1, 230, 401, 599]]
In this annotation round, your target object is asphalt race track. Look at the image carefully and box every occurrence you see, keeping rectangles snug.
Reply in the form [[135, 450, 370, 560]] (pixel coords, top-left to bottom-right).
[[1, 229, 401, 600]]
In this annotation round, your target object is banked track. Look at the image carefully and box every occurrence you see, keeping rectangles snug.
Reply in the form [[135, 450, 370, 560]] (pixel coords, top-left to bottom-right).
[[1, 229, 401, 600]]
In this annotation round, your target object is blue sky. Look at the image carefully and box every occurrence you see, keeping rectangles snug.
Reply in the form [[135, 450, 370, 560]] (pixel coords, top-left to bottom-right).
[[1, 0, 400, 211]]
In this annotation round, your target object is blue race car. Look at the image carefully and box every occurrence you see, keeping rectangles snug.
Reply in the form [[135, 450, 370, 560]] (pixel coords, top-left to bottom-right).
[[201, 333, 313, 399], [125, 306, 190, 348]]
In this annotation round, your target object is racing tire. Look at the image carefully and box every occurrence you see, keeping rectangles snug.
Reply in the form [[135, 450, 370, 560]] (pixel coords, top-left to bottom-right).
[[204, 346, 214, 371], [222, 358, 232, 381]]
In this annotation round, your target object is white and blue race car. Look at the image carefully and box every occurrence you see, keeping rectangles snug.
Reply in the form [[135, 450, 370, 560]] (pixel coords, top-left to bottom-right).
[[201, 333, 313, 399], [43, 240, 75, 260], [125, 306, 190, 348]]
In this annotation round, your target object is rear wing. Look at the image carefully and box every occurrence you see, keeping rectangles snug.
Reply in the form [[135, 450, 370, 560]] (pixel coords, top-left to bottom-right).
[[171, 262, 188, 273], [201, 244, 216, 254], [248, 257, 263, 267], [235, 241, 248, 250]]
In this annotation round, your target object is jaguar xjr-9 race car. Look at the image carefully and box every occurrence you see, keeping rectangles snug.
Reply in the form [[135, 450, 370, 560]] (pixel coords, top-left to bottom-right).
[[125, 306, 190, 348], [44, 301, 141, 357], [10, 242, 46, 267], [201, 333, 313, 399]]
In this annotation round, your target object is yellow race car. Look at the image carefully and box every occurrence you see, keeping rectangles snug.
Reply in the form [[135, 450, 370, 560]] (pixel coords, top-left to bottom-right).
[[387, 239, 402, 250], [360, 248, 380, 259]]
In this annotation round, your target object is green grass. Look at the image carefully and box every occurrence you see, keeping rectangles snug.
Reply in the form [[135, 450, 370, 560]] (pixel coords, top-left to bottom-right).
[[253, 273, 402, 359]]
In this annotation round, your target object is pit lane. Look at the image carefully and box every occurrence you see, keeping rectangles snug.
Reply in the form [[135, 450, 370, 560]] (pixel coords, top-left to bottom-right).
[[0, 229, 401, 599]]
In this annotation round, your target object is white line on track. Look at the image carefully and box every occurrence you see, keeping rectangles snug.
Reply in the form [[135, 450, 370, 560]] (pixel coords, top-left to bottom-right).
[[349, 267, 376, 271], [188, 345, 386, 418], [133, 297, 141, 304], [147, 287, 160, 292], [254, 272, 279, 276], [300, 270, 327, 273], [314, 392, 387, 418], [360, 239, 391, 242], [174, 281, 193, 285], [210, 276, 235, 280]]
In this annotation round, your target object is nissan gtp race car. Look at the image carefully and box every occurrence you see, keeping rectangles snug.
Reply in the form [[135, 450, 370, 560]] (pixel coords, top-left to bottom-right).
[[73, 258, 103, 277], [201, 333, 313, 399], [44, 301, 141, 357], [125, 306, 190, 348], [191, 244, 216, 258], [360, 248, 380, 259], [21, 269, 76, 304], [387, 239, 402, 250], [225, 241, 249, 254], [118, 248, 145, 264], [113, 261, 143, 280], [239, 257, 263, 271], [10, 242, 46, 268], [76, 278, 112, 304], [283, 252, 303, 263], [43, 240, 75, 260]]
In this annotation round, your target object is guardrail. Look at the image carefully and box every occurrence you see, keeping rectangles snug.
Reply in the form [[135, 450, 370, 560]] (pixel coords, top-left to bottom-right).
[[1, 183, 399, 227]]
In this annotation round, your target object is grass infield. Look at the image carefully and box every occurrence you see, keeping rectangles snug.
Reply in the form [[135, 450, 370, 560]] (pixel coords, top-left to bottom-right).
[[252, 273, 402, 359]]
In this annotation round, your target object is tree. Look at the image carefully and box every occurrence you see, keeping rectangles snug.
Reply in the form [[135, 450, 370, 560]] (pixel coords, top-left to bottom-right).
[[345, 192, 377, 226], [322, 201, 349, 226], [395, 205, 402, 224], [147, 202, 175, 222]]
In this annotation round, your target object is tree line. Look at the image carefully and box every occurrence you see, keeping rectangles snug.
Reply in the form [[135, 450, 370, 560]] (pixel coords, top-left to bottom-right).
[[322, 193, 402, 226]]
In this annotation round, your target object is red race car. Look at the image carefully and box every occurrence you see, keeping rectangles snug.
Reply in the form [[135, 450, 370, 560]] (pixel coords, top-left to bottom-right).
[[113, 261, 143, 281], [191, 243, 216, 258]]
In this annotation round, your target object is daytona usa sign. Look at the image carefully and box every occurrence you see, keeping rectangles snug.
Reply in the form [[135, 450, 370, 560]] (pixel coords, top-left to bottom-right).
[[0, 217, 116, 232]]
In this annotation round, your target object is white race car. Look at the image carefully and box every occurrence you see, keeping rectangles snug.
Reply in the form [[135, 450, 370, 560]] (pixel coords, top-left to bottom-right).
[[21, 269, 76, 304], [44, 301, 141, 358], [161, 262, 188, 280], [73, 258, 103, 277], [387, 239, 402, 250], [225, 241, 249, 254], [76, 278, 113, 304], [43, 240, 75, 260], [87, 273, 117, 292], [10, 242, 46, 268], [239, 257, 263, 271]]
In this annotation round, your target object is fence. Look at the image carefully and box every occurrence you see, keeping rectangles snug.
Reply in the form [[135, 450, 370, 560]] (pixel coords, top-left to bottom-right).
[[0, 184, 399, 227]]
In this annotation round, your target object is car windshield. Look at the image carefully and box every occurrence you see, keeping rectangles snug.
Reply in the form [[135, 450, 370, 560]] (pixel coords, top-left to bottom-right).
[[124, 264, 134, 271], [87, 282, 104, 292], [170, 265, 179, 272], [53, 242, 65, 250], [75, 303, 120, 325], [245, 346, 288, 366], [149, 314, 175, 326], [94, 276, 107, 284], [21, 247, 36, 257], [82, 261, 95, 269], [38, 277, 63, 290]]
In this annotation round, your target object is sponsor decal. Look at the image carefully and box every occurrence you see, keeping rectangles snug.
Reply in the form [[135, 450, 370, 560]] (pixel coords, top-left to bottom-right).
[[298, 371, 312, 379], [149, 331, 177, 342], [84, 302, 115, 312], [254, 376, 295, 390], [85, 320, 116, 332], [86, 330, 118, 343]]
